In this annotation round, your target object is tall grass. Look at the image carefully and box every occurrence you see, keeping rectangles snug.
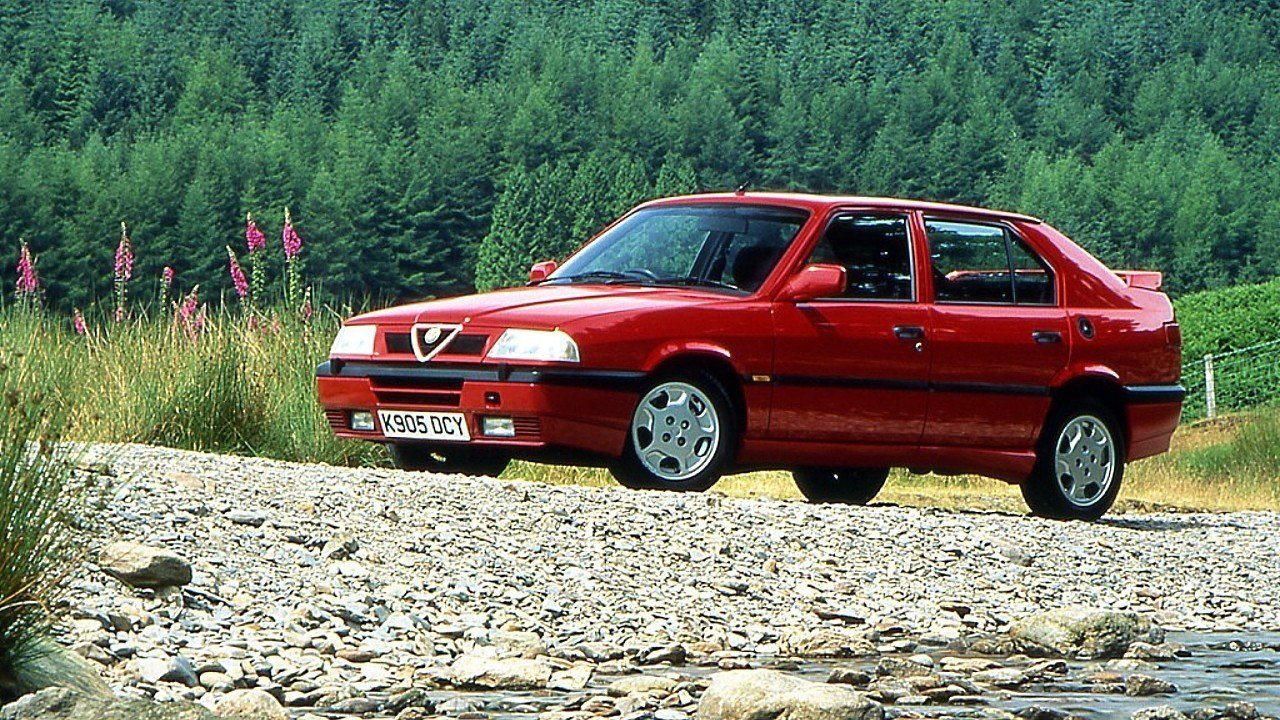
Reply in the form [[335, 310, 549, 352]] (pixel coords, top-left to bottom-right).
[[0, 307, 384, 467], [0, 320, 102, 700]]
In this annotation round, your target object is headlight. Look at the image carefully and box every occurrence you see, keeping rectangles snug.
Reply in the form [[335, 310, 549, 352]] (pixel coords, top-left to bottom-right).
[[330, 324, 377, 356], [486, 329, 580, 363]]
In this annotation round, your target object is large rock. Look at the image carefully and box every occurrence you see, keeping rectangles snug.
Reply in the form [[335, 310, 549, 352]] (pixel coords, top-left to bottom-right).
[[779, 628, 877, 658], [99, 542, 192, 588], [699, 670, 884, 720], [1010, 607, 1164, 659], [0, 687, 214, 720], [0, 638, 111, 700], [212, 690, 288, 720], [448, 655, 552, 690]]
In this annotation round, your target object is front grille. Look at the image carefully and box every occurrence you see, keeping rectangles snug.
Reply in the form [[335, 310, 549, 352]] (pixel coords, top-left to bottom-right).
[[512, 416, 542, 438], [383, 330, 487, 359], [448, 334, 489, 356], [324, 409, 347, 431], [385, 332, 413, 354], [370, 375, 463, 408]]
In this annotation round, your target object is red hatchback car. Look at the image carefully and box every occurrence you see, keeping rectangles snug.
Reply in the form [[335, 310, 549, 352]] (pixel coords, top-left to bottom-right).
[[317, 193, 1183, 520]]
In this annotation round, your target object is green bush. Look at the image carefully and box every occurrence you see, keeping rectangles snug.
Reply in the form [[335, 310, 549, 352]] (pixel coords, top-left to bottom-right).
[[1174, 278, 1280, 361]]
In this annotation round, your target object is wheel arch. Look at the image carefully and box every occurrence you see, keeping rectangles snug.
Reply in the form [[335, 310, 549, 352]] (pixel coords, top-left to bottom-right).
[[1047, 371, 1128, 446], [645, 350, 747, 431]]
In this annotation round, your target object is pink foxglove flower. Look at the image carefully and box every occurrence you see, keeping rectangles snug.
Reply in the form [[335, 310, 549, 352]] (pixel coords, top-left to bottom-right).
[[16, 239, 39, 296], [73, 308, 87, 336], [162, 266, 175, 287], [246, 213, 266, 253], [282, 207, 303, 260], [114, 222, 134, 282], [227, 246, 249, 299], [114, 222, 134, 322], [177, 285, 204, 340]]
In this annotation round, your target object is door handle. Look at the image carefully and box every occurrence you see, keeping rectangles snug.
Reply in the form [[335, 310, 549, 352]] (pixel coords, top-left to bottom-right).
[[1032, 330, 1062, 344], [894, 325, 926, 341]]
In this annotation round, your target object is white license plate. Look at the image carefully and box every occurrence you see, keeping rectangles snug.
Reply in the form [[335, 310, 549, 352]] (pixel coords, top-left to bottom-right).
[[378, 410, 471, 441]]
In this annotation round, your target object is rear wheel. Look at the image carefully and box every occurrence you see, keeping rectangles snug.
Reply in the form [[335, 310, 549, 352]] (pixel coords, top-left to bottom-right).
[[390, 444, 510, 477], [793, 467, 890, 504], [610, 373, 736, 492], [1021, 400, 1124, 521]]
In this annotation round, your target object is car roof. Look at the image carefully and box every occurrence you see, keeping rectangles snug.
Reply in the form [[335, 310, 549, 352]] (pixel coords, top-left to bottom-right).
[[641, 191, 1042, 224]]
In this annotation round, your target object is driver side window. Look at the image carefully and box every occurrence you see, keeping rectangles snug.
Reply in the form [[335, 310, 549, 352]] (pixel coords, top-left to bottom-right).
[[804, 214, 913, 300]]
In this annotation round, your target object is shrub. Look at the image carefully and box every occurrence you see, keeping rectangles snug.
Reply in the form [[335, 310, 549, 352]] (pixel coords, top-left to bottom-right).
[[0, 319, 97, 700]]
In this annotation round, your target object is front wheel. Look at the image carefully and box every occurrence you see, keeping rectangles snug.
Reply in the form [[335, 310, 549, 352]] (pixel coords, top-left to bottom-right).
[[609, 374, 737, 492], [390, 444, 510, 477], [1021, 401, 1124, 521], [793, 467, 889, 504]]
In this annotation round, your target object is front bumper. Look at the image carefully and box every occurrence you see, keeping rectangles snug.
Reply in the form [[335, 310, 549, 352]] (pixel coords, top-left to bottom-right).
[[315, 360, 644, 458]]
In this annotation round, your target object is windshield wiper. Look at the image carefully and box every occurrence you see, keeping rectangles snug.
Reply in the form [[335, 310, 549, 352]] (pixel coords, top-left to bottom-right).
[[654, 276, 743, 291], [550, 270, 654, 285]]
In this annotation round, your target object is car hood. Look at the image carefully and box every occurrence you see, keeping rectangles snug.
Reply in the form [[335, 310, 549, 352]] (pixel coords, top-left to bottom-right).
[[350, 284, 738, 329]]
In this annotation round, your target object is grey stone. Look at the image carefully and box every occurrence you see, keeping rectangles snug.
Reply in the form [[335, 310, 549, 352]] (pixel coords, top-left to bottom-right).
[[779, 629, 877, 658], [607, 675, 679, 697], [0, 687, 215, 720], [489, 629, 546, 659], [225, 511, 267, 527], [136, 655, 198, 686], [1010, 607, 1164, 659], [98, 542, 192, 588], [448, 655, 552, 690], [0, 638, 111, 700], [1131, 706, 1188, 720], [211, 689, 287, 719], [1125, 674, 1177, 697], [699, 670, 884, 720], [548, 663, 594, 691]]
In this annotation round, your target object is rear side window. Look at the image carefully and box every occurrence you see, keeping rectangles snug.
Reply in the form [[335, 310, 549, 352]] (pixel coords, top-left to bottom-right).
[[805, 214, 913, 300], [926, 220, 1055, 305]]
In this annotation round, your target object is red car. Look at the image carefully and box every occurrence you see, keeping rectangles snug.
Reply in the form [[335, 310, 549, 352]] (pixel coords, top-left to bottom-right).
[[317, 192, 1183, 520]]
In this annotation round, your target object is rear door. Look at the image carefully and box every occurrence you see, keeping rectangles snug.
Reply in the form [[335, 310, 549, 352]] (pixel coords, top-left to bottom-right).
[[922, 218, 1069, 448], [769, 212, 931, 445]]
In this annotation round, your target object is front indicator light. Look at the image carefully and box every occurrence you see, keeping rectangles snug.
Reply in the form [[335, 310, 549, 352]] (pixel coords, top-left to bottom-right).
[[350, 411, 375, 431], [482, 416, 516, 438]]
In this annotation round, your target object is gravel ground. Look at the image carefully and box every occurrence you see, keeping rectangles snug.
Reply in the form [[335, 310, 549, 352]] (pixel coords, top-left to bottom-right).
[[58, 444, 1280, 718]]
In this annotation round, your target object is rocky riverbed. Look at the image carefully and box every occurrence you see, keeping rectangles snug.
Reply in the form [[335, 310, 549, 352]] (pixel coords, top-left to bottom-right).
[[26, 444, 1280, 719]]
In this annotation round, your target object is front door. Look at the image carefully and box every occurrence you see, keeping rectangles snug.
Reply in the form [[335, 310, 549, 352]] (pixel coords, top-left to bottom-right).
[[921, 218, 1069, 448], [769, 213, 931, 445]]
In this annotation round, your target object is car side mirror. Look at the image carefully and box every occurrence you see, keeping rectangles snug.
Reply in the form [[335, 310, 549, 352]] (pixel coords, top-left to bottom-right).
[[779, 264, 846, 302], [529, 260, 558, 283]]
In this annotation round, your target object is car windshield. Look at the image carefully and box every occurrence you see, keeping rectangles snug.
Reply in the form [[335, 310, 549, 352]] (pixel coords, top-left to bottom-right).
[[546, 205, 810, 292]]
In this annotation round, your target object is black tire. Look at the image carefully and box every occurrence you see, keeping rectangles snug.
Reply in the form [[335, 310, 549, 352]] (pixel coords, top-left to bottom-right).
[[389, 444, 510, 477], [793, 467, 890, 504], [1022, 399, 1125, 521], [609, 372, 737, 492]]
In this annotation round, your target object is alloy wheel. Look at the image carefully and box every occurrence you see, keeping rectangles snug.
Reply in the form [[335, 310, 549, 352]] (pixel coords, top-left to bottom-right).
[[1053, 414, 1116, 507], [629, 381, 721, 482]]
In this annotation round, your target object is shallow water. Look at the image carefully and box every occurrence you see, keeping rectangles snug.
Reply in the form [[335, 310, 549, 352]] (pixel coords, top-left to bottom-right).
[[970, 631, 1280, 717], [329, 632, 1280, 718]]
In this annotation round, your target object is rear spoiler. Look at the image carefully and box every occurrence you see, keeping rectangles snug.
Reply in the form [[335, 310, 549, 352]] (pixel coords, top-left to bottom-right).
[[1115, 271, 1162, 291]]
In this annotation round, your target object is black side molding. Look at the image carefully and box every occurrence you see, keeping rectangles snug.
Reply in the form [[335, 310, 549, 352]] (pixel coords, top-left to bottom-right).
[[317, 361, 647, 391], [1122, 384, 1186, 404]]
